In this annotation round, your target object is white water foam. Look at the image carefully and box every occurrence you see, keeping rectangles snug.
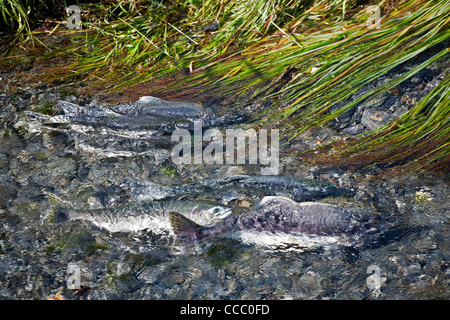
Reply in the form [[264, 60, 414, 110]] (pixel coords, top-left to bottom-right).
[[230, 230, 340, 252]]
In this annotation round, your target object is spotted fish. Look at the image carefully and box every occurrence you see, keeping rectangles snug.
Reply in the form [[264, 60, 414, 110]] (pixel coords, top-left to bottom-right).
[[169, 196, 371, 245]]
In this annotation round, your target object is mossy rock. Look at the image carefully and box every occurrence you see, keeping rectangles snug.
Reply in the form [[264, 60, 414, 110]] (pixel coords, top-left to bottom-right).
[[45, 231, 106, 256], [206, 240, 244, 269], [31, 100, 56, 116]]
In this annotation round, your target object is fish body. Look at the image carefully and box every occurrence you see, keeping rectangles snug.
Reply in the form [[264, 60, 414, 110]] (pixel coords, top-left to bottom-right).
[[225, 175, 345, 201], [233, 197, 359, 236], [47, 193, 231, 233], [169, 196, 366, 245]]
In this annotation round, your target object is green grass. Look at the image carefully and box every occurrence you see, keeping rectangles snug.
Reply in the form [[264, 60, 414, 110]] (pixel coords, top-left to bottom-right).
[[1, 0, 449, 172], [59, 0, 313, 87], [0, 0, 64, 52]]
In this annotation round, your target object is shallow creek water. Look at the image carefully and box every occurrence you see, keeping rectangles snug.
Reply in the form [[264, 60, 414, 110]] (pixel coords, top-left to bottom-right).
[[0, 93, 448, 300]]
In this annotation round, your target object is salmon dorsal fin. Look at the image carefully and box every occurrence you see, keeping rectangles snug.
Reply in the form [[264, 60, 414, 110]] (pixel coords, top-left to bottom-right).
[[169, 211, 202, 243]]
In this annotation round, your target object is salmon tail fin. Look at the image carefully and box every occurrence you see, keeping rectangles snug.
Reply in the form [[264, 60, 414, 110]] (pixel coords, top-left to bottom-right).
[[169, 211, 203, 244], [46, 193, 70, 223], [44, 192, 72, 223]]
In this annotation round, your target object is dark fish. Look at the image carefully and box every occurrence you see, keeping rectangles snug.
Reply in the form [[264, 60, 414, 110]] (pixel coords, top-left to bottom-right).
[[169, 196, 366, 245], [225, 175, 346, 201], [23, 98, 205, 158]]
